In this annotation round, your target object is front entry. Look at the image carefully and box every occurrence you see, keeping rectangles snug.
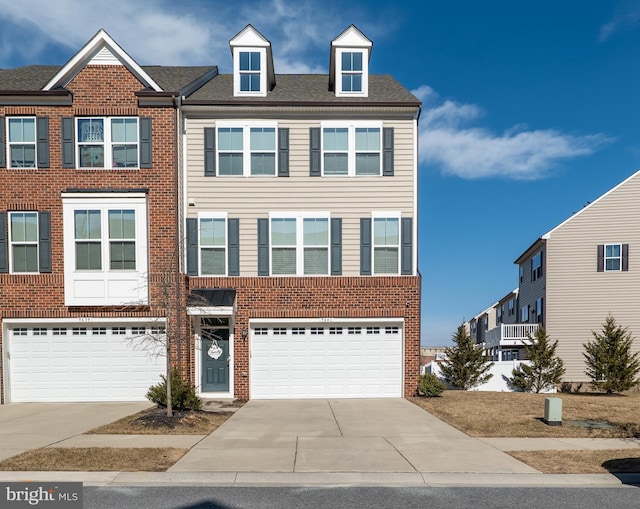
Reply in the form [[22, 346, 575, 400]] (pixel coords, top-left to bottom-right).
[[200, 318, 230, 392]]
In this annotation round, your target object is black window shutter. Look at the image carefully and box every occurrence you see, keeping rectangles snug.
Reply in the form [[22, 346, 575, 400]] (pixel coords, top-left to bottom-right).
[[36, 117, 50, 168], [597, 244, 604, 272], [257, 218, 269, 276], [204, 127, 216, 176], [331, 218, 342, 275], [228, 218, 240, 276], [401, 217, 412, 275], [61, 117, 75, 168], [278, 128, 289, 177], [383, 127, 394, 176], [139, 117, 152, 168], [309, 127, 321, 176], [0, 212, 7, 273], [186, 218, 198, 276], [623, 244, 629, 271], [0, 116, 5, 168], [38, 211, 52, 273], [360, 218, 372, 275]]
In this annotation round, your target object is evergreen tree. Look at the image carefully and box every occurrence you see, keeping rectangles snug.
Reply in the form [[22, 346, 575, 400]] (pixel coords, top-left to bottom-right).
[[510, 327, 565, 393], [440, 325, 494, 390], [583, 315, 640, 394]]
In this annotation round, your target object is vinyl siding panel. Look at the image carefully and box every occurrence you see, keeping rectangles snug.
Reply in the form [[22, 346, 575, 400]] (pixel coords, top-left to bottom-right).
[[545, 172, 640, 381], [517, 248, 546, 324], [185, 118, 416, 276]]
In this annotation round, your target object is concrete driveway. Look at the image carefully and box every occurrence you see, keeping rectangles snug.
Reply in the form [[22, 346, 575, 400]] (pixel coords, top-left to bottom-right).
[[169, 399, 538, 474], [0, 402, 152, 461]]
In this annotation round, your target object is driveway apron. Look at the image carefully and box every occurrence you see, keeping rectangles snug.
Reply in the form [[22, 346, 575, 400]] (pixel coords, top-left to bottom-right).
[[169, 399, 537, 474]]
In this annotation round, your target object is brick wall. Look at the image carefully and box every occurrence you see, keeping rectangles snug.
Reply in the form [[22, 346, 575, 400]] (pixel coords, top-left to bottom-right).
[[187, 275, 422, 399], [0, 65, 178, 403]]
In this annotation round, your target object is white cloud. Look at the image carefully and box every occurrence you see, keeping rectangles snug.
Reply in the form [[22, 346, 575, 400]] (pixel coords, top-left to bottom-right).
[[598, 3, 640, 42], [414, 86, 612, 180]]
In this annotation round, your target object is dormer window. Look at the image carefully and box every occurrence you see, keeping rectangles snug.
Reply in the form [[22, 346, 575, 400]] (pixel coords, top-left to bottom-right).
[[340, 51, 363, 93], [330, 25, 372, 98], [239, 51, 261, 92], [230, 25, 275, 98]]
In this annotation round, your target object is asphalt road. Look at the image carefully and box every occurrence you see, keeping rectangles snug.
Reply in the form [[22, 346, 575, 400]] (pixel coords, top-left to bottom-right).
[[84, 485, 640, 509]]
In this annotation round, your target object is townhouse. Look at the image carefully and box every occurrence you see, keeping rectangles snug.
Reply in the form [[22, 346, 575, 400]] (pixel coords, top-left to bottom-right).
[[1, 25, 422, 403], [467, 170, 640, 382]]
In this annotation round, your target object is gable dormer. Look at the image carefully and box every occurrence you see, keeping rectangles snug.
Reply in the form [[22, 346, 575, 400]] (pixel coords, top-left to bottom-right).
[[43, 29, 162, 92], [229, 24, 275, 98], [329, 25, 372, 98]]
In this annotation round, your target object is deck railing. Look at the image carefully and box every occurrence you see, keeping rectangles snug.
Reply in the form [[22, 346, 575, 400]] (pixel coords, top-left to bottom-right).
[[485, 323, 539, 348]]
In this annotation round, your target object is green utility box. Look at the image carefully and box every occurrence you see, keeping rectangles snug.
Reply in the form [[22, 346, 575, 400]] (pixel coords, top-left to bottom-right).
[[544, 397, 562, 426]]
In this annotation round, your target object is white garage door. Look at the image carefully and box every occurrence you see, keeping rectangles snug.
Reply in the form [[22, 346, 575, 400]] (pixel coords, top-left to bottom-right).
[[7, 323, 166, 402], [250, 322, 403, 399]]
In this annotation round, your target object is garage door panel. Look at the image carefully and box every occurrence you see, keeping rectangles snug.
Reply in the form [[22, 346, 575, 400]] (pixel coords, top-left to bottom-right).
[[8, 324, 165, 402], [250, 322, 402, 399]]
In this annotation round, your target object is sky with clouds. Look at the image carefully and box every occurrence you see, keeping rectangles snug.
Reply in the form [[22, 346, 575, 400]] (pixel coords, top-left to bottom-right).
[[1, 0, 639, 344]]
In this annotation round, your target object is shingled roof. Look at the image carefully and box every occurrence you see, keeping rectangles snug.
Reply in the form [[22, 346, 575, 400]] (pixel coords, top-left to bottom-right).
[[185, 74, 420, 105], [0, 64, 216, 94]]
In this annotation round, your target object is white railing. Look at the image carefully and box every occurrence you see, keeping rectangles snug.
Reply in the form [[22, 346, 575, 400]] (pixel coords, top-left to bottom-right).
[[485, 323, 538, 349]]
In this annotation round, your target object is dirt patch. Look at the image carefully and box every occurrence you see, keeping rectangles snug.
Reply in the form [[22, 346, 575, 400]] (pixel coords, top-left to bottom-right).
[[508, 449, 640, 474], [0, 447, 187, 472], [410, 391, 640, 438], [88, 406, 234, 435]]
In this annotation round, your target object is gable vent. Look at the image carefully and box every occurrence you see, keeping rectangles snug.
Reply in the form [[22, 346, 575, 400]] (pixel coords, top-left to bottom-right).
[[88, 47, 121, 66]]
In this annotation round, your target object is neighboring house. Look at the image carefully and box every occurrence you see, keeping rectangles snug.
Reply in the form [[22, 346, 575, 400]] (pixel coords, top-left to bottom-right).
[[469, 170, 640, 383], [0, 30, 214, 403], [181, 25, 421, 400], [1, 25, 422, 403]]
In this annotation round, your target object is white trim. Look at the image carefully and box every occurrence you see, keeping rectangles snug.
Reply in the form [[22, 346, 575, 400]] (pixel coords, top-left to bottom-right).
[[233, 47, 268, 98], [187, 306, 235, 316], [8, 211, 39, 274], [43, 29, 161, 92], [371, 212, 402, 275], [197, 212, 228, 276], [216, 121, 278, 176], [320, 121, 383, 176], [413, 117, 419, 275], [194, 317, 235, 399], [335, 48, 369, 97], [6, 116, 37, 169], [250, 317, 404, 325]]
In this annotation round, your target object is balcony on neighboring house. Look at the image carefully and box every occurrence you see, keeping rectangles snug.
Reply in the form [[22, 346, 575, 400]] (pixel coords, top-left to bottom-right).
[[485, 323, 539, 349]]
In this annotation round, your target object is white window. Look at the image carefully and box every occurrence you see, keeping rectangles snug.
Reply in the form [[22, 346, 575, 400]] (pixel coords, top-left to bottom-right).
[[531, 252, 542, 281], [322, 122, 382, 176], [199, 214, 227, 275], [7, 117, 36, 168], [336, 48, 368, 97], [605, 244, 622, 271], [508, 298, 515, 315], [217, 123, 277, 176], [270, 213, 330, 276], [520, 306, 528, 323], [62, 193, 148, 306], [233, 47, 267, 97], [9, 212, 38, 273], [373, 214, 400, 274], [76, 117, 138, 168], [535, 298, 543, 324]]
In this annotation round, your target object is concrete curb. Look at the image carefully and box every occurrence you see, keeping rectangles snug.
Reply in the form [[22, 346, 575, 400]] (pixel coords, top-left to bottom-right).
[[0, 471, 637, 487]]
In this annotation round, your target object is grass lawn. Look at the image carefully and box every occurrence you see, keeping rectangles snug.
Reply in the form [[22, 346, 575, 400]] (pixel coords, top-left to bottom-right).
[[411, 390, 640, 474]]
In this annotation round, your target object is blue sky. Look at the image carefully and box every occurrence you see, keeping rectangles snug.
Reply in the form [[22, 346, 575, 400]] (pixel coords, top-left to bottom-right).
[[1, 0, 639, 345]]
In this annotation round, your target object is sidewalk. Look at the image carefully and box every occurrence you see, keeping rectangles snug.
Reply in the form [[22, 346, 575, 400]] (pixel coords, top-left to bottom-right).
[[0, 399, 639, 487]]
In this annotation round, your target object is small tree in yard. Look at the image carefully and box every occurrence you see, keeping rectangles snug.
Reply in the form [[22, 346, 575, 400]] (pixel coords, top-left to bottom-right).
[[440, 325, 494, 390], [583, 315, 640, 394], [510, 327, 565, 393]]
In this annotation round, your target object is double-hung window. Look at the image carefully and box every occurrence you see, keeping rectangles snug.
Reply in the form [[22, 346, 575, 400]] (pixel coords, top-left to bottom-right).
[[341, 51, 363, 92], [76, 117, 139, 168], [605, 244, 621, 271], [62, 193, 148, 306], [217, 123, 277, 176], [9, 212, 38, 272], [7, 117, 36, 168], [373, 215, 399, 274], [239, 51, 261, 92], [199, 216, 227, 275], [321, 123, 382, 176], [531, 252, 542, 281], [270, 213, 330, 276]]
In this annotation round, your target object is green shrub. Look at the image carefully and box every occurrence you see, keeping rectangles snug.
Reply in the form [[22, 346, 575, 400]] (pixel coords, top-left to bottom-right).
[[146, 367, 202, 411], [418, 372, 446, 397]]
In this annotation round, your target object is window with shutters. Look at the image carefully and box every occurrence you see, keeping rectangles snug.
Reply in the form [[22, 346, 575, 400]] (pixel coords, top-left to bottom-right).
[[605, 243, 622, 271], [269, 212, 331, 276], [321, 122, 382, 176], [7, 117, 36, 168], [76, 117, 139, 168], [62, 193, 148, 306], [372, 215, 400, 274], [531, 251, 543, 281], [217, 122, 277, 176], [199, 214, 227, 275], [9, 212, 38, 273]]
